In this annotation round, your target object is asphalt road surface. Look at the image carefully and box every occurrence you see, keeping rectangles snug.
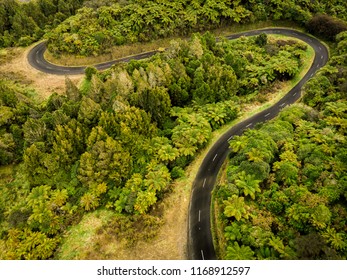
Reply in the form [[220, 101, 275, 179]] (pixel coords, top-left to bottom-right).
[[187, 28, 329, 260], [27, 42, 157, 75], [27, 28, 329, 260]]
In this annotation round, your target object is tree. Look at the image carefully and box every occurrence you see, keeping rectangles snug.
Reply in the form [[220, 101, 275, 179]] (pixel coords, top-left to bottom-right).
[[80, 192, 99, 211], [77, 96, 101, 126], [273, 161, 299, 186], [144, 164, 171, 193], [225, 241, 255, 260], [0, 133, 15, 165], [246, 148, 265, 162], [268, 236, 286, 257], [11, 10, 38, 42], [307, 14, 347, 41], [322, 227, 346, 251], [223, 195, 249, 221], [38, 0, 57, 18], [23, 143, 60, 186], [295, 233, 326, 260], [84, 66, 97, 81], [65, 77, 81, 102], [224, 223, 242, 242], [286, 203, 310, 232], [150, 137, 178, 163], [235, 171, 261, 200], [131, 86, 171, 127], [52, 119, 85, 167], [172, 113, 212, 156], [78, 135, 132, 188], [26, 185, 68, 234], [255, 33, 267, 47], [134, 190, 157, 214], [270, 50, 300, 79], [310, 204, 332, 230], [229, 135, 247, 153], [3, 228, 58, 260], [23, 118, 47, 145]]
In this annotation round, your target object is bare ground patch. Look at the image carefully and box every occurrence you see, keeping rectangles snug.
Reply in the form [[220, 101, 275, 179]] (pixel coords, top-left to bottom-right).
[[0, 44, 83, 100]]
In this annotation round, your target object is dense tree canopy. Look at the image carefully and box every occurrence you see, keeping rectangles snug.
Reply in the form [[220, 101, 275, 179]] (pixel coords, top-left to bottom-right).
[[43, 0, 347, 56], [0, 0, 85, 47], [1, 0, 347, 50]]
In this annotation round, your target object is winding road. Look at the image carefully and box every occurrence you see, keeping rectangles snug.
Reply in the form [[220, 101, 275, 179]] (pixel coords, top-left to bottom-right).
[[27, 28, 329, 260], [187, 28, 328, 260], [28, 42, 158, 75]]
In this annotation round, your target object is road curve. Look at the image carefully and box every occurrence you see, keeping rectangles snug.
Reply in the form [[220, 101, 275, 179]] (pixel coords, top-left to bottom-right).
[[187, 28, 329, 260], [27, 28, 329, 260], [27, 42, 158, 75]]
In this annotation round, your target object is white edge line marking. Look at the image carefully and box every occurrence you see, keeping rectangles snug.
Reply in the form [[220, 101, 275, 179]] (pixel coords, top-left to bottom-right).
[[203, 178, 206, 188], [198, 210, 201, 222], [227, 136, 233, 141], [201, 250, 205, 260], [212, 154, 218, 161]]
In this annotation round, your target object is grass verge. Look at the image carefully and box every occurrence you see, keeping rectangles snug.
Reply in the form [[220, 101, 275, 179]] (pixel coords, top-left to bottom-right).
[[55, 209, 114, 259]]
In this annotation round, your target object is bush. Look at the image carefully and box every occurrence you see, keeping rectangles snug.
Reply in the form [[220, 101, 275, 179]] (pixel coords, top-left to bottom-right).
[[170, 166, 185, 179], [85, 66, 98, 81], [255, 33, 268, 47], [307, 14, 347, 41], [17, 36, 34, 47]]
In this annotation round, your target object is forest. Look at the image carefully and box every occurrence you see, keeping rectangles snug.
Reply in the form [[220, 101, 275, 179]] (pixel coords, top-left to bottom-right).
[[0, 0, 346, 260], [215, 31, 347, 259], [1, 0, 347, 52], [0, 28, 313, 258]]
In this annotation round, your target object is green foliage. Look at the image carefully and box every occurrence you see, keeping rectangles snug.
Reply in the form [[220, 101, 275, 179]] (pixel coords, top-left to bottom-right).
[[0, 0, 84, 47], [2, 6, 346, 259], [223, 195, 249, 221], [219, 32, 347, 259], [78, 133, 132, 188], [45, 0, 347, 56], [255, 33, 267, 47], [226, 242, 255, 260], [218, 34, 347, 260], [171, 112, 212, 157], [130, 86, 172, 127], [84, 66, 97, 81], [1, 228, 59, 260], [235, 171, 261, 200], [307, 14, 347, 41], [77, 96, 101, 126]]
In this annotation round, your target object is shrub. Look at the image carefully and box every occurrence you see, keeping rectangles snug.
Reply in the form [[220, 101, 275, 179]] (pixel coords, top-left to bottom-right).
[[307, 14, 347, 41]]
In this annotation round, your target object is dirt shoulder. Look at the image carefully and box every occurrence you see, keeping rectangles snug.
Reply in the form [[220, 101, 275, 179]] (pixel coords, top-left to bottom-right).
[[0, 45, 83, 100]]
